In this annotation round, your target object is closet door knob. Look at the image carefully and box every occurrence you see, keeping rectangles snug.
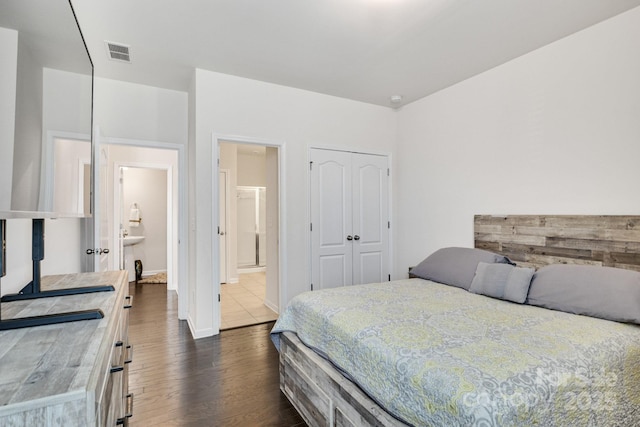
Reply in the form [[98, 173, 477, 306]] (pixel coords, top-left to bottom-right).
[[354, 235, 360, 241], [346, 235, 353, 241]]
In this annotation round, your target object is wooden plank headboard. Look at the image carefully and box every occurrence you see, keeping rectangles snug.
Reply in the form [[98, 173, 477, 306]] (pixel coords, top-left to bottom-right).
[[474, 215, 640, 272]]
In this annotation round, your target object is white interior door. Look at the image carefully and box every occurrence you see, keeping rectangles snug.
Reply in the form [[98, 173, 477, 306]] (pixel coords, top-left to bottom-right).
[[352, 153, 389, 285], [310, 149, 389, 290], [310, 149, 353, 290], [92, 126, 110, 272], [219, 170, 228, 283]]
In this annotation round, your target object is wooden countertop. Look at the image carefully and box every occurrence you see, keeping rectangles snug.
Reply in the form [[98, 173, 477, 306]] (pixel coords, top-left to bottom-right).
[[0, 271, 127, 419]]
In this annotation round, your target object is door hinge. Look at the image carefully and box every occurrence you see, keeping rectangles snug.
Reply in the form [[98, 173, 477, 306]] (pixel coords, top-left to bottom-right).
[[217, 226, 220, 235], [310, 223, 313, 232], [218, 294, 221, 302], [388, 274, 391, 281], [311, 283, 314, 291], [310, 161, 313, 171], [217, 158, 220, 166], [388, 221, 390, 229], [387, 168, 390, 176]]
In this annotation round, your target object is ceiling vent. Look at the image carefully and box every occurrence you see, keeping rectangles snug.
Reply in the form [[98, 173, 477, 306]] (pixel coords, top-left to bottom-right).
[[105, 41, 131, 63]]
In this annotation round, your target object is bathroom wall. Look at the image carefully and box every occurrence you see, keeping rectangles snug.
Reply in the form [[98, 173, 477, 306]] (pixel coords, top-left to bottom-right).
[[123, 167, 168, 276], [237, 147, 266, 187]]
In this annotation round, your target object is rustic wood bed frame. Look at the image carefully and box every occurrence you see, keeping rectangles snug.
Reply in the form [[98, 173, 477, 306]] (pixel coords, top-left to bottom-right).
[[279, 215, 640, 427]]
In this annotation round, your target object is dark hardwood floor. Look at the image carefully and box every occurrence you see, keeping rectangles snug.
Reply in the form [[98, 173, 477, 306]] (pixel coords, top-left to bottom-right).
[[128, 282, 306, 426]]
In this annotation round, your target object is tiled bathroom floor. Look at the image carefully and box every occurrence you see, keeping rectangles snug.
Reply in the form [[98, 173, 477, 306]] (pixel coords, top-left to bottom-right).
[[220, 271, 279, 330]]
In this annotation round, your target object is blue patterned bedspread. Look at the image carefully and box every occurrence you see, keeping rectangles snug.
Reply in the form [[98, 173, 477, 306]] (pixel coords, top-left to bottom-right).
[[271, 279, 640, 426]]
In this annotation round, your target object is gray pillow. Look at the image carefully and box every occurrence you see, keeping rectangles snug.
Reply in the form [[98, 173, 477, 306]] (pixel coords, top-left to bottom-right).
[[469, 262, 534, 303], [409, 247, 514, 290], [527, 264, 640, 324]]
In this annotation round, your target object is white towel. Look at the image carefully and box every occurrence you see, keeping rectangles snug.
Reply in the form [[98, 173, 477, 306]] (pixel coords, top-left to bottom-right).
[[129, 208, 140, 227]]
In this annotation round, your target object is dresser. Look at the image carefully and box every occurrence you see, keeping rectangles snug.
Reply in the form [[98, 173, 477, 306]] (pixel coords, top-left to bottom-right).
[[0, 271, 133, 426]]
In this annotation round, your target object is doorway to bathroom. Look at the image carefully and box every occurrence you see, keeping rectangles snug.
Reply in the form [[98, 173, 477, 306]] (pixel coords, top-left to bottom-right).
[[218, 141, 280, 330], [103, 139, 185, 320]]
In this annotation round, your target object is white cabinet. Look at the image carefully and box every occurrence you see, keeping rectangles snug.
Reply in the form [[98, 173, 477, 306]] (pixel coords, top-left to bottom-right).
[[310, 149, 389, 290]]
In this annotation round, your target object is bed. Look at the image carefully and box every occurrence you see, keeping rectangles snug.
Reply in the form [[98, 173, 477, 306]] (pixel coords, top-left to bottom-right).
[[271, 215, 640, 427]]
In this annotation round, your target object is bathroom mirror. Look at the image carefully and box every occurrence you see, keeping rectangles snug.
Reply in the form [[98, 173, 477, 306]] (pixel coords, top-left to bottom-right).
[[0, 0, 93, 218]]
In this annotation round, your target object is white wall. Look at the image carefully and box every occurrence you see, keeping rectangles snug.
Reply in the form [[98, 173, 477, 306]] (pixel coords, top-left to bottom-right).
[[191, 69, 397, 336], [187, 73, 197, 326], [52, 138, 91, 214], [395, 6, 640, 276], [0, 27, 18, 212], [94, 78, 188, 144], [43, 68, 92, 135], [11, 30, 42, 211], [1, 218, 85, 296]]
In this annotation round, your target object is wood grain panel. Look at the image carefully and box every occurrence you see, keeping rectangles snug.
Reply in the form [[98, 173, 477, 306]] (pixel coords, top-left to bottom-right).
[[280, 331, 406, 427], [474, 215, 640, 271]]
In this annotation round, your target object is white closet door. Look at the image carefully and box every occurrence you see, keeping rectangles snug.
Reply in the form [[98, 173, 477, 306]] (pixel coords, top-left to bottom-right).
[[352, 153, 388, 285], [310, 149, 353, 290], [310, 148, 389, 290]]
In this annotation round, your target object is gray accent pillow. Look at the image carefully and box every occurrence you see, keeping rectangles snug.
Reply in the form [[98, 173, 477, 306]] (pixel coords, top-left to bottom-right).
[[469, 262, 534, 303], [409, 247, 514, 290], [527, 264, 640, 324]]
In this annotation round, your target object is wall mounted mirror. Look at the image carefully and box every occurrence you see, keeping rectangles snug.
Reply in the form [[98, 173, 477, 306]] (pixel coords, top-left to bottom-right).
[[0, 0, 93, 218]]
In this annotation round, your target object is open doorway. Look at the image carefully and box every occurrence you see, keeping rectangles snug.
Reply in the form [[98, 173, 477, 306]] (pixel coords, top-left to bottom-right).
[[103, 139, 186, 320], [218, 141, 280, 329]]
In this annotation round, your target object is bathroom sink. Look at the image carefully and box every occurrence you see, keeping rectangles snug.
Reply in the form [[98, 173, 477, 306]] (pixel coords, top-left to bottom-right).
[[123, 236, 145, 246]]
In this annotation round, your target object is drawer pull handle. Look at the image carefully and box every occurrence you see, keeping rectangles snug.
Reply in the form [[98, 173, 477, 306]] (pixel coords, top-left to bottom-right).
[[125, 344, 133, 364], [110, 365, 124, 374], [124, 295, 133, 309], [116, 393, 134, 425]]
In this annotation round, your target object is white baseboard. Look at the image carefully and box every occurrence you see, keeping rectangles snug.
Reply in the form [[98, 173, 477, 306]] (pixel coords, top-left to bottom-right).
[[187, 316, 216, 339], [264, 298, 279, 314]]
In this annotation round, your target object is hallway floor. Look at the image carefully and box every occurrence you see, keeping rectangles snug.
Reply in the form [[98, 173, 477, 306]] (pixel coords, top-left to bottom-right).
[[221, 272, 279, 330], [127, 283, 305, 426]]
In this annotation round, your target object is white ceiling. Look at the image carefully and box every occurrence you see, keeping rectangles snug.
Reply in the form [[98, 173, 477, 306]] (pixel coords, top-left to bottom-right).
[[71, 0, 640, 108]]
